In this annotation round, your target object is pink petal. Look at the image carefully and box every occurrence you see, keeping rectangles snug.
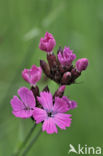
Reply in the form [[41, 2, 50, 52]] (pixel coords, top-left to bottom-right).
[[18, 87, 36, 108], [22, 69, 31, 83], [57, 46, 76, 66], [53, 97, 69, 113], [54, 113, 72, 130], [37, 91, 53, 112], [12, 109, 34, 118], [33, 108, 47, 124], [30, 65, 42, 85], [10, 96, 25, 111], [10, 96, 34, 118], [62, 96, 77, 110], [42, 117, 58, 134]]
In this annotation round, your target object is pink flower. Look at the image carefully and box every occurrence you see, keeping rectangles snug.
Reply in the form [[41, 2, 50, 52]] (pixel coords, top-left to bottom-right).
[[33, 91, 72, 134], [22, 65, 42, 86], [10, 87, 36, 118], [58, 46, 76, 66], [39, 32, 56, 53], [62, 96, 77, 110], [76, 58, 88, 72]]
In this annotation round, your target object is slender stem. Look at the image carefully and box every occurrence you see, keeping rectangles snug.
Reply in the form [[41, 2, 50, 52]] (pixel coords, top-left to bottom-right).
[[13, 123, 37, 156], [22, 127, 42, 156]]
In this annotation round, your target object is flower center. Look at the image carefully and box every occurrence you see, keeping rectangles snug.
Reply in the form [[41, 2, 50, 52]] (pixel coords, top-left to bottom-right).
[[24, 107, 34, 111], [48, 112, 52, 117]]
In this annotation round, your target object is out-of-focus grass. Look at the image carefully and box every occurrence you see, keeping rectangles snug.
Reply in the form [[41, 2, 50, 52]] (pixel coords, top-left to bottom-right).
[[0, 0, 103, 156]]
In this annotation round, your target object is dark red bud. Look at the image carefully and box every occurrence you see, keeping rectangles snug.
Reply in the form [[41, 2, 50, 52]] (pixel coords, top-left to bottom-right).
[[53, 85, 66, 98], [40, 60, 50, 76], [47, 53, 57, 68], [54, 71, 61, 82], [61, 72, 71, 84], [57, 47, 63, 54], [71, 68, 81, 82]]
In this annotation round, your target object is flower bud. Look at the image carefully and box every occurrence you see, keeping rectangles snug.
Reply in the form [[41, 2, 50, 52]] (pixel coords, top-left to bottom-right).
[[61, 72, 71, 84], [71, 68, 81, 82], [54, 71, 61, 82], [54, 85, 66, 98], [57, 47, 63, 54], [40, 60, 50, 76], [39, 32, 56, 53], [47, 53, 57, 69], [76, 58, 88, 72]]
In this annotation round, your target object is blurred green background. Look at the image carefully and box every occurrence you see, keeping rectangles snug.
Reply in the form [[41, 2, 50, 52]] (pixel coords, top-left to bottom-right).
[[0, 0, 103, 156]]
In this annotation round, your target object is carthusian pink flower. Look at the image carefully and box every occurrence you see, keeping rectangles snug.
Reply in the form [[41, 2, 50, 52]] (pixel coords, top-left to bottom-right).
[[58, 46, 76, 66], [62, 96, 77, 110], [10, 87, 36, 118], [76, 58, 88, 72], [33, 91, 72, 134], [22, 65, 42, 86], [39, 32, 56, 53]]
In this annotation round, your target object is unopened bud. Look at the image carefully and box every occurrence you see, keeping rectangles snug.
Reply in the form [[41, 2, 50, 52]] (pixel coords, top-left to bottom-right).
[[71, 68, 81, 82], [54, 71, 61, 82], [54, 85, 66, 98], [57, 47, 63, 54], [40, 60, 50, 76], [61, 72, 71, 84], [76, 58, 88, 72], [47, 53, 57, 69]]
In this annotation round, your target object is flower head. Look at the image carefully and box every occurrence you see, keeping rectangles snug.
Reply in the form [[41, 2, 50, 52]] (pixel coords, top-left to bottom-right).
[[22, 65, 42, 86], [76, 58, 88, 72], [10, 87, 36, 118], [33, 91, 72, 134], [39, 32, 56, 53], [58, 46, 76, 66]]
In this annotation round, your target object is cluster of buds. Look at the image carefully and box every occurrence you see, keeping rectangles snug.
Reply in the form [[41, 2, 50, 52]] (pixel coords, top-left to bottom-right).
[[10, 32, 88, 134], [40, 32, 88, 85]]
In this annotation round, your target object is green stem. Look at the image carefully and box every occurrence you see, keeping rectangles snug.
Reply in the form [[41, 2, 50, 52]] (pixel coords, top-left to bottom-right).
[[22, 127, 42, 156], [13, 123, 37, 156]]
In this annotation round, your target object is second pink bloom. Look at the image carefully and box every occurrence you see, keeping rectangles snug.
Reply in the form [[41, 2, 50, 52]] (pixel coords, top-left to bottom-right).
[[22, 65, 42, 86]]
